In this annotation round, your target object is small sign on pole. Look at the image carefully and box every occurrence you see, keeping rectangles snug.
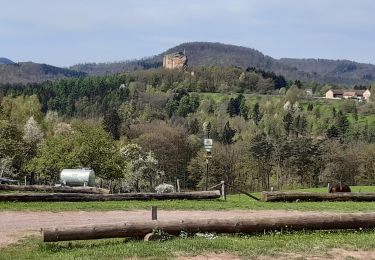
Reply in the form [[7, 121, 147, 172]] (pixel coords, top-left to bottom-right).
[[204, 138, 213, 150]]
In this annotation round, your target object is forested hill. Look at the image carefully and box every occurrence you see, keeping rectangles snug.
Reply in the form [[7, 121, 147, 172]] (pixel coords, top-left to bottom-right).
[[0, 62, 86, 84], [72, 42, 375, 86], [279, 58, 375, 85], [2, 42, 375, 85], [0, 57, 15, 65]]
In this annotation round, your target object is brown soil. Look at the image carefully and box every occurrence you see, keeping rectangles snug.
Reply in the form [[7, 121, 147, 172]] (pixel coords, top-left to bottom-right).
[[178, 249, 375, 260], [0, 209, 324, 248], [178, 252, 241, 260], [258, 248, 375, 259]]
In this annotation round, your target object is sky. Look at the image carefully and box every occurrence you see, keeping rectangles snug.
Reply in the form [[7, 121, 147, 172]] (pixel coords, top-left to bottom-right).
[[1, 0, 374, 67]]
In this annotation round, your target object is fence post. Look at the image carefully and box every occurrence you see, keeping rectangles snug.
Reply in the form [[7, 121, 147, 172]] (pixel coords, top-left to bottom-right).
[[221, 181, 226, 200], [176, 179, 181, 193], [151, 206, 157, 220]]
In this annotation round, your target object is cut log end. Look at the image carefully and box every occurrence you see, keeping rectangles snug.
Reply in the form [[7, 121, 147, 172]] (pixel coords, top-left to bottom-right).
[[144, 233, 161, 241]]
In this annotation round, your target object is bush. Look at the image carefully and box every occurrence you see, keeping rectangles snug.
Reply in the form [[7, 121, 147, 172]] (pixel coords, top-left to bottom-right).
[[155, 183, 175, 193]]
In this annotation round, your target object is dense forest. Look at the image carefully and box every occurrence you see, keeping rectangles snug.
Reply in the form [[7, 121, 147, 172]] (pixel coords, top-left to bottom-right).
[[0, 62, 85, 84], [0, 66, 375, 192]]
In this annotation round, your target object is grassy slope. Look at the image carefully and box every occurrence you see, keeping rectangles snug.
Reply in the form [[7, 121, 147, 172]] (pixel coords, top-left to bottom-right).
[[1, 186, 375, 212], [200, 92, 375, 124]]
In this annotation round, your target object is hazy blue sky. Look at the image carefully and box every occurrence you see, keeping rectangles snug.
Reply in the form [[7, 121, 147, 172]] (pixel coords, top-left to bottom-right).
[[1, 0, 374, 67]]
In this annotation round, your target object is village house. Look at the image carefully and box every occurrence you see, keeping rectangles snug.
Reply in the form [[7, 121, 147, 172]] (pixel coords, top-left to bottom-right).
[[325, 89, 371, 101]]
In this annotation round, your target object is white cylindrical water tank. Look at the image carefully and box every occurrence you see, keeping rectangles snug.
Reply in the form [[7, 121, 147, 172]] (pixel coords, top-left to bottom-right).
[[60, 169, 95, 187]]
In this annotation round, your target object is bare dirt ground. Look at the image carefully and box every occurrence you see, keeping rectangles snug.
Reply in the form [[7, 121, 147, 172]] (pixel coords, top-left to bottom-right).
[[179, 249, 375, 260], [256, 249, 375, 260], [0, 209, 325, 248]]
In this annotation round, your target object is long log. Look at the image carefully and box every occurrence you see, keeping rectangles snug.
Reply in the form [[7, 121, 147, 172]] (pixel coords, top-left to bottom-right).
[[43, 212, 375, 242], [0, 190, 220, 202], [262, 191, 375, 202], [0, 184, 109, 194]]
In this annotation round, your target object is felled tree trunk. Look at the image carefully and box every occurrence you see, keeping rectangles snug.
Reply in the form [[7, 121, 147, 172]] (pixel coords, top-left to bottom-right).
[[261, 191, 375, 202], [0, 184, 109, 194], [43, 212, 375, 242], [0, 190, 220, 202]]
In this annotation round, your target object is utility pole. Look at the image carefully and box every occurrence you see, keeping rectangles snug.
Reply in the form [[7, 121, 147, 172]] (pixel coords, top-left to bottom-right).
[[205, 158, 209, 191], [203, 122, 212, 191]]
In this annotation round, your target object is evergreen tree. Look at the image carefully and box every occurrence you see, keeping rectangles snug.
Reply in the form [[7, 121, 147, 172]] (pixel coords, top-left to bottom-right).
[[165, 99, 179, 118], [251, 102, 262, 125], [326, 125, 339, 139], [203, 121, 211, 138], [227, 94, 244, 117], [283, 112, 293, 137], [294, 80, 302, 88], [314, 106, 321, 118], [336, 110, 350, 136], [102, 109, 121, 140], [227, 98, 237, 117], [239, 99, 249, 120], [352, 106, 358, 121], [293, 114, 307, 137], [332, 107, 337, 117], [188, 118, 200, 135], [221, 121, 236, 144], [274, 75, 287, 89]]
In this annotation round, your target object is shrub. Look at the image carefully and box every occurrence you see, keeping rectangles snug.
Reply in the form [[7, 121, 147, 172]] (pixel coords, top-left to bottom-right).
[[155, 183, 175, 193]]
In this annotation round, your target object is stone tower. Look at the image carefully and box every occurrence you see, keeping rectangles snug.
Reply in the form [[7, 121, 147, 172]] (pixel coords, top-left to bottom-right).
[[163, 52, 188, 70]]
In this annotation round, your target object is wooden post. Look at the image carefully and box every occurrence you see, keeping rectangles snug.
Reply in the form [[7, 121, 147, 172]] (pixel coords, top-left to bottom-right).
[[221, 181, 226, 200], [176, 179, 180, 193], [151, 206, 157, 220], [205, 159, 209, 191], [24, 176, 27, 186]]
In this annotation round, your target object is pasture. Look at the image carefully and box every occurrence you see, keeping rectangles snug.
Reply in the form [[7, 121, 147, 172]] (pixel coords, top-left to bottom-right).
[[199, 92, 375, 125]]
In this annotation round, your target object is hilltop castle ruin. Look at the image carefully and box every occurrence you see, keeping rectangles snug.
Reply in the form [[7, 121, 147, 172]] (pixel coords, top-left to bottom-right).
[[163, 52, 188, 70]]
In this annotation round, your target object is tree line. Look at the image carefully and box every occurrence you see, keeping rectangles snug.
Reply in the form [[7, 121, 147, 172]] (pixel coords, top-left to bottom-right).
[[0, 67, 374, 192]]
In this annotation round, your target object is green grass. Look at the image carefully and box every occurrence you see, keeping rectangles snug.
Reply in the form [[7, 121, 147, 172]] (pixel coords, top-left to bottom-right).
[[199, 92, 375, 125], [1, 230, 375, 260], [1, 186, 375, 212], [199, 92, 280, 105]]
